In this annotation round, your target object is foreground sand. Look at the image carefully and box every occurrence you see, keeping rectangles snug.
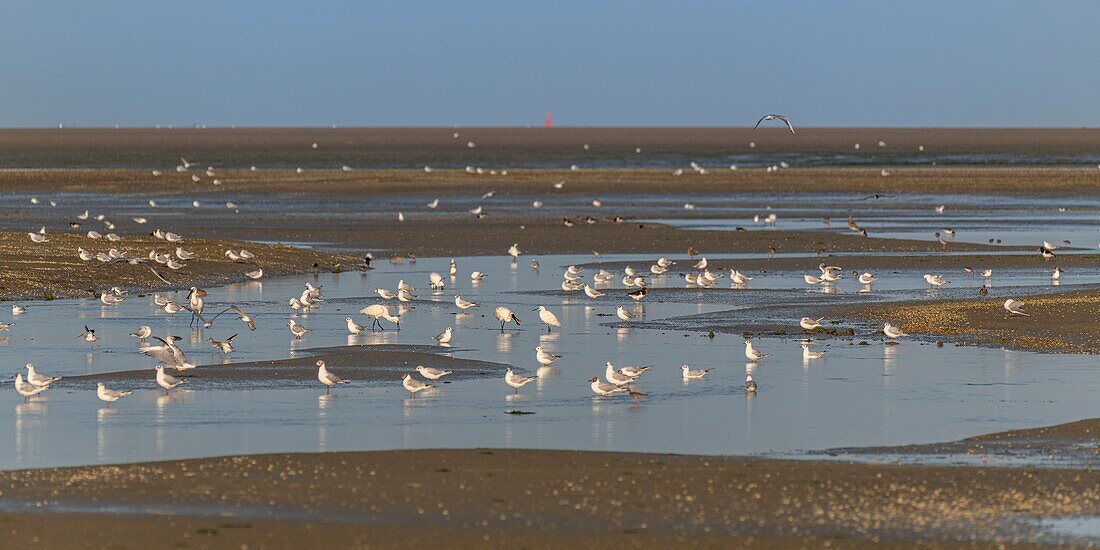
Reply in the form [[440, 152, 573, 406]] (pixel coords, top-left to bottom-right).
[[0, 448, 1096, 548]]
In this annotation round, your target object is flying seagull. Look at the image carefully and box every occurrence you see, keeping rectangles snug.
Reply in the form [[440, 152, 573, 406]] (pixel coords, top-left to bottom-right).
[[754, 114, 795, 134]]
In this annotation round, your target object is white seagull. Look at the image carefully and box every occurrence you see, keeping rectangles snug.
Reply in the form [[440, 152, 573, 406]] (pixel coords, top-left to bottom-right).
[[753, 114, 795, 134], [745, 341, 770, 362], [97, 383, 133, 405], [25, 364, 61, 388], [454, 295, 478, 313], [287, 319, 311, 339], [416, 365, 453, 380], [316, 360, 349, 393], [883, 323, 908, 339], [582, 284, 605, 299], [589, 377, 628, 396], [615, 305, 635, 324], [154, 365, 186, 394], [346, 317, 365, 335], [434, 327, 453, 344], [680, 365, 712, 380], [924, 274, 950, 287], [14, 374, 48, 401], [402, 373, 433, 395], [534, 345, 560, 366], [604, 362, 634, 386], [505, 367, 538, 394]]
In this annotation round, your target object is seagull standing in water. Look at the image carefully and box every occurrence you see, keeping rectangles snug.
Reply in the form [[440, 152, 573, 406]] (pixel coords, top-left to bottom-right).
[[130, 325, 152, 340], [287, 319, 311, 339], [583, 284, 605, 299], [505, 367, 537, 394], [402, 373, 433, 395], [680, 365, 712, 380], [615, 305, 636, 325], [507, 243, 521, 260], [923, 274, 950, 288], [618, 364, 651, 378], [346, 317, 365, 335], [434, 326, 453, 344], [14, 374, 48, 401], [25, 364, 61, 388], [753, 114, 795, 134], [604, 362, 635, 386], [316, 360, 349, 393], [745, 374, 758, 393], [745, 340, 770, 362], [154, 365, 186, 394], [454, 295, 478, 313], [97, 383, 133, 405], [534, 345, 560, 366], [589, 377, 628, 396], [883, 323, 908, 339]]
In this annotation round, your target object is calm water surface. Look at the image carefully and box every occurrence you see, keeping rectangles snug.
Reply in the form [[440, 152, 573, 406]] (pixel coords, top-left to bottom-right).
[[0, 253, 1098, 469]]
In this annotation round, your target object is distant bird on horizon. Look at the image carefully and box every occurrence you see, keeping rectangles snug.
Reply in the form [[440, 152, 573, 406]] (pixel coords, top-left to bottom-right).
[[753, 114, 795, 134]]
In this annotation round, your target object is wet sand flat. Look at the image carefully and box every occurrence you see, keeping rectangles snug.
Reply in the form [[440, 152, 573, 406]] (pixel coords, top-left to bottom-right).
[[5, 127, 1100, 168], [1, 449, 1096, 548], [66, 344, 506, 386], [6, 166, 1100, 197], [0, 232, 354, 301], [827, 418, 1100, 468], [831, 288, 1100, 353]]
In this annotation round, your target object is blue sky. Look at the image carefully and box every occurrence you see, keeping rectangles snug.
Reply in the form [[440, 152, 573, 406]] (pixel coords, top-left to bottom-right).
[[1, 1, 1096, 127]]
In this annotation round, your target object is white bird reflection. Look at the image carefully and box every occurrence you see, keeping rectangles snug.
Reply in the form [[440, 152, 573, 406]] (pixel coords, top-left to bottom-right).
[[317, 394, 333, 451], [97, 406, 117, 461], [363, 331, 397, 345], [883, 343, 899, 386], [538, 331, 560, 344], [495, 331, 515, 354], [15, 400, 46, 463]]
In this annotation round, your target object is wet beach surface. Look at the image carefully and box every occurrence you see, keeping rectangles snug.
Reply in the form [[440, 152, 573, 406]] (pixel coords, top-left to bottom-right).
[[4, 130, 1100, 546], [3, 251, 1100, 472]]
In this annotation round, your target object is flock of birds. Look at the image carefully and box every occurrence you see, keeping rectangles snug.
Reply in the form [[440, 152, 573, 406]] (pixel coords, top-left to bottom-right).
[[5, 123, 1071, 412], [8, 252, 769, 405], [16, 234, 1041, 407]]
